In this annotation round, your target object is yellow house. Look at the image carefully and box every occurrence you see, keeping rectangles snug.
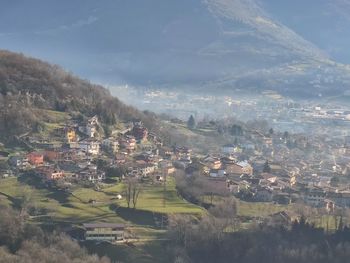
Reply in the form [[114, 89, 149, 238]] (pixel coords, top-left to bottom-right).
[[226, 161, 253, 175], [289, 175, 297, 186], [66, 129, 77, 143]]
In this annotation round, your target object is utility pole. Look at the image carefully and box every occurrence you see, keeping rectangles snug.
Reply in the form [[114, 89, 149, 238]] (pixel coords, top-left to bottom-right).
[[162, 166, 167, 208]]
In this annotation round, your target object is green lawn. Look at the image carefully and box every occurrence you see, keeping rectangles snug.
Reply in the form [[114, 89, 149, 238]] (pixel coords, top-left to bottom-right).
[[203, 195, 289, 218], [0, 175, 176, 262], [107, 177, 204, 214], [0, 175, 203, 262], [237, 200, 289, 217], [0, 176, 202, 225]]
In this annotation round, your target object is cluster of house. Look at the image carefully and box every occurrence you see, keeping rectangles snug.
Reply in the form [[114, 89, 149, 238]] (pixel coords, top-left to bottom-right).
[[8, 149, 106, 183], [5, 116, 176, 185], [193, 152, 294, 204], [173, 146, 192, 168], [304, 188, 350, 212], [4, 112, 350, 214], [207, 131, 350, 209], [157, 122, 348, 210]]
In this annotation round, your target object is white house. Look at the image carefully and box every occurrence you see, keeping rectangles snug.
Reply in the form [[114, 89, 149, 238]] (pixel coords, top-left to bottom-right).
[[79, 140, 100, 155], [102, 138, 119, 153], [78, 165, 105, 183], [304, 190, 326, 207], [79, 116, 100, 138], [222, 144, 242, 155], [210, 169, 226, 178]]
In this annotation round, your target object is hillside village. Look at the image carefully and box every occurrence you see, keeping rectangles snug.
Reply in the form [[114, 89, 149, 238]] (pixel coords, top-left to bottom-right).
[[3, 2, 350, 261], [4, 115, 166, 185], [1, 109, 350, 230]]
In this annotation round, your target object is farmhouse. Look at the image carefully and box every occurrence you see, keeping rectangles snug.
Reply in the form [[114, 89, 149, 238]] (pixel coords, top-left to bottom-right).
[[83, 223, 125, 242]]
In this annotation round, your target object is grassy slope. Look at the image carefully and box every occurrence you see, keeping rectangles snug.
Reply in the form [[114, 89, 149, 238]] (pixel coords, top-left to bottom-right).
[[0, 176, 201, 262], [0, 177, 202, 221], [104, 177, 204, 214]]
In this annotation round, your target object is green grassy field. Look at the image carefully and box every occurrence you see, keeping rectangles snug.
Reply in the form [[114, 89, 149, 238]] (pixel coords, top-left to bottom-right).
[[203, 195, 289, 217], [237, 200, 289, 217], [0, 176, 202, 262], [0, 176, 346, 262], [0, 176, 202, 224], [107, 177, 204, 214]]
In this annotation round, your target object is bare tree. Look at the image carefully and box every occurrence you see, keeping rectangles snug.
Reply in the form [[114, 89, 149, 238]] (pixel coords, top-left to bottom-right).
[[167, 214, 194, 248], [209, 197, 240, 231], [125, 179, 132, 209], [124, 178, 142, 209], [132, 181, 142, 209]]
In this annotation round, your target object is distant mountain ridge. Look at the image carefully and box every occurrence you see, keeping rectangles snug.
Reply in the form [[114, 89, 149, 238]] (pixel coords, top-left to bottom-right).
[[1, 0, 350, 97]]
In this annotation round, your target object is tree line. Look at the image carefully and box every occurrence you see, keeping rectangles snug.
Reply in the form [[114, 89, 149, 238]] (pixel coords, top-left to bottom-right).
[[166, 200, 350, 263], [0, 205, 110, 263]]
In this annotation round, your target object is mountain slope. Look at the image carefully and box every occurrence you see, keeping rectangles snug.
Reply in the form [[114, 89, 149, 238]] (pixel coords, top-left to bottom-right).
[[260, 0, 350, 64], [1, 0, 350, 97], [0, 50, 157, 138], [204, 0, 326, 59]]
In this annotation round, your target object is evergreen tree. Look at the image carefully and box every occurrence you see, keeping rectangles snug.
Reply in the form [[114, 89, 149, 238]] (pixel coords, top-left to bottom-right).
[[263, 160, 271, 173], [231, 124, 243, 136], [187, 115, 196, 129]]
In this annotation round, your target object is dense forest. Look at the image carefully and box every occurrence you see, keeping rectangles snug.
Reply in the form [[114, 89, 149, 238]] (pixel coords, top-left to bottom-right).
[[0, 50, 158, 138]]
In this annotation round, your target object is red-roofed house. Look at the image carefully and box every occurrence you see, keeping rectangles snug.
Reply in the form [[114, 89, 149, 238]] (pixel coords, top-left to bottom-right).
[[27, 152, 44, 166]]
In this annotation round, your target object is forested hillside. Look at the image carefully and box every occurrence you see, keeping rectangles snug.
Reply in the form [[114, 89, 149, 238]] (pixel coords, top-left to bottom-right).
[[0, 50, 157, 139]]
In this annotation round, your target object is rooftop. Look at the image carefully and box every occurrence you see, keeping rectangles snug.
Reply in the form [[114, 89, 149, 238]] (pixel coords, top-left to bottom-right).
[[83, 223, 125, 229]]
